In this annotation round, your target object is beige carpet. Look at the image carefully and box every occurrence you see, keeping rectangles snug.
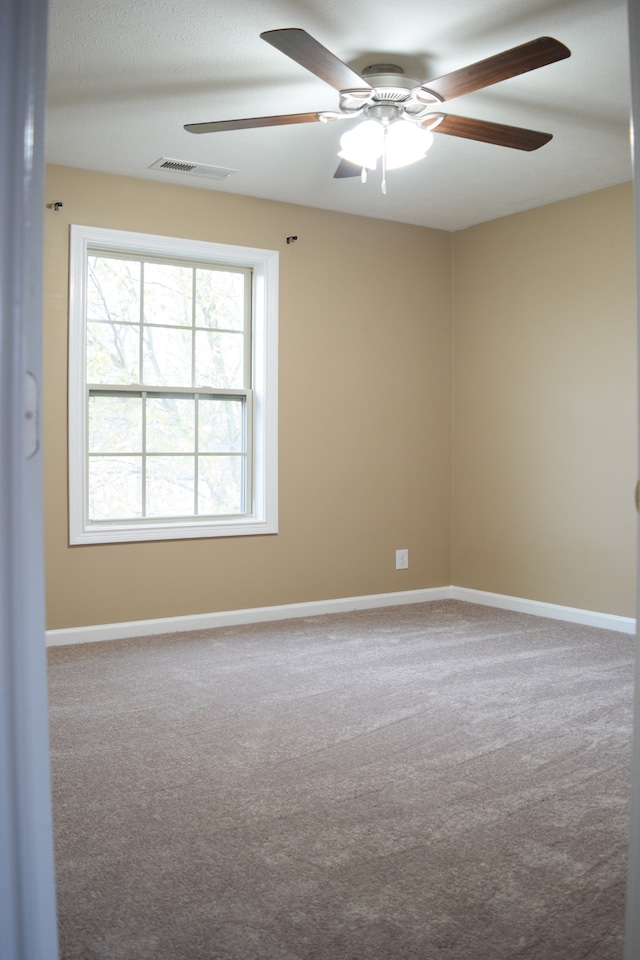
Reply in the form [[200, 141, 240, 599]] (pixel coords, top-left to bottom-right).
[[48, 600, 634, 959]]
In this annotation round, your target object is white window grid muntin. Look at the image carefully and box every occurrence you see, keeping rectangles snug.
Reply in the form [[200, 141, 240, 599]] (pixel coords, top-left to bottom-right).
[[85, 385, 251, 524], [69, 225, 278, 545], [86, 252, 253, 391]]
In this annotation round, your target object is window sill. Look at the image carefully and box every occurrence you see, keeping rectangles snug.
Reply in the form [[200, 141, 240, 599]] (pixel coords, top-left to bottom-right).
[[70, 515, 278, 545]]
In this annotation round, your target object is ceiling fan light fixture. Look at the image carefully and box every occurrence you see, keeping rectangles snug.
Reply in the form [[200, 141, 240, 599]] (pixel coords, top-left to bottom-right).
[[338, 117, 434, 174]]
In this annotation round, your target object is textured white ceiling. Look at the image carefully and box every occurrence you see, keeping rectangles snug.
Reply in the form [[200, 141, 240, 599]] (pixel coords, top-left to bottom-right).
[[45, 0, 632, 231]]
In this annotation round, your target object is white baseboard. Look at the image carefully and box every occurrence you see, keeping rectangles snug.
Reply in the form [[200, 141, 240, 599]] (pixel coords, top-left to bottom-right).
[[45, 587, 453, 647], [451, 586, 636, 634], [45, 585, 636, 647]]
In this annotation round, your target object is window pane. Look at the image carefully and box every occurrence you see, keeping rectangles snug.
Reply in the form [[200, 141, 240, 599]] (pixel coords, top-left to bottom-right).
[[87, 257, 140, 323], [198, 456, 243, 515], [195, 330, 244, 388], [89, 395, 142, 453], [199, 397, 244, 453], [146, 396, 195, 453], [195, 268, 245, 330], [89, 457, 142, 520], [143, 327, 192, 387], [87, 322, 140, 384], [143, 262, 192, 326], [146, 456, 195, 517]]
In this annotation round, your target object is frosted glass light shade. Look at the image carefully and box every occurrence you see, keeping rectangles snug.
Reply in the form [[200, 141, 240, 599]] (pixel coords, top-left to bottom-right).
[[338, 118, 434, 171], [384, 122, 434, 169], [338, 120, 384, 169]]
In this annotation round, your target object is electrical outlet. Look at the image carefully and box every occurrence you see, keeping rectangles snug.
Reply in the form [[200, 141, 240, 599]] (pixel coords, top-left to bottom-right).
[[396, 549, 409, 570]]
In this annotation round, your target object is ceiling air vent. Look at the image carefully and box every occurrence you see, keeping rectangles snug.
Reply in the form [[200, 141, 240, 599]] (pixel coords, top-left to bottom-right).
[[150, 157, 237, 181]]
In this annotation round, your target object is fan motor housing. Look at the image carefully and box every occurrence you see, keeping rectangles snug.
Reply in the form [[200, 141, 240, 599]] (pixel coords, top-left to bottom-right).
[[362, 64, 420, 102]]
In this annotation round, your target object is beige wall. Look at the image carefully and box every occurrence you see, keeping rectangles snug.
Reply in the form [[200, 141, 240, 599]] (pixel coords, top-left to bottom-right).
[[43, 165, 453, 629], [452, 183, 637, 617], [43, 169, 637, 629]]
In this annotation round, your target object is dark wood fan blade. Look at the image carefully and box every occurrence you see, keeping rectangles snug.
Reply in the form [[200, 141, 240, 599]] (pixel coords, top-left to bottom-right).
[[333, 158, 362, 179], [433, 114, 552, 151], [423, 37, 570, 102], [261, 28, 371, 93], [185, 112, 321, 134]]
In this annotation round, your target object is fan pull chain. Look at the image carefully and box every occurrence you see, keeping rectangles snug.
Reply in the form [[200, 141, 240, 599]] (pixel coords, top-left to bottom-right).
[[381, 127, 388, 195]]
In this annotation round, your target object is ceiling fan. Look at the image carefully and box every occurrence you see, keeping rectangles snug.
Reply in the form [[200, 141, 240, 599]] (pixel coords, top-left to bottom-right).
[[185, 28, 571, 192]]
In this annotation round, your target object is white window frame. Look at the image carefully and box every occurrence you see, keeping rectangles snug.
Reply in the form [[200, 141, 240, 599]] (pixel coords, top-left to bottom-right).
[[68, 224, 278, 545]]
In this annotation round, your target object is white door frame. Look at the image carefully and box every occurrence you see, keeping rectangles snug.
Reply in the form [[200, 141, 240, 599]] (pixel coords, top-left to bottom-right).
[[625, 0, 640, 953], [0, 0, 59, 957]]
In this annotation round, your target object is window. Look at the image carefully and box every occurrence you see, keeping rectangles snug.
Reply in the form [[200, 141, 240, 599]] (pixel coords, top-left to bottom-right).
[[68, 225, 278, 544]]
